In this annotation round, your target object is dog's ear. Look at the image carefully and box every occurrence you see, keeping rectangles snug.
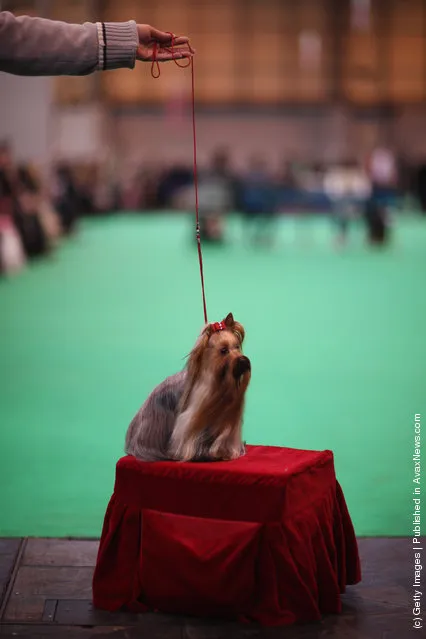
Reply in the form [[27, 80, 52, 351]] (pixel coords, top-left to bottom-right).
[[224, 313, 234, 327], [233, 321, 245, 345], [224, 313, 245, 344]]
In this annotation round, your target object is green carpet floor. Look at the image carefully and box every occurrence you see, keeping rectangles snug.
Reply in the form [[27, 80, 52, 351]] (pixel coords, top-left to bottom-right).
[[0, 212, 425, 537]]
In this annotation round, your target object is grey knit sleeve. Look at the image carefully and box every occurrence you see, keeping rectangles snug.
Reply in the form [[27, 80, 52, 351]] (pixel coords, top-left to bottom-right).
[[0, 11, 138, 76], [99, 21, 138, 71]]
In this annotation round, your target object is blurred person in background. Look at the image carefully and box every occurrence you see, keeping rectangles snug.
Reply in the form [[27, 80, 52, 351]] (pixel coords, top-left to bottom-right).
[[276, 159, 300, 212], [366, 146, 399, 208], [138, 164, 162, 211], [363, 197, 391, 246], [0, 141, 26, 275], [51, 165, 80, 235], [17, 164, 61, 247], [416, 160, 426, 214], [302, 162, 325, 195], [300, 163, 330, 228], [196, 148, 237, 244], [92, 162, 122, 214], [364, 147, 397, 245], [12, 165, 49, 259], [324, 160, 371, 247], [120, 168, 145, 212], [74, 164, 98, 216], [0, 11, 193, 77], [157, 162, 193, 209], [239, 156, 277, 247], [0, 142, 49, 264]]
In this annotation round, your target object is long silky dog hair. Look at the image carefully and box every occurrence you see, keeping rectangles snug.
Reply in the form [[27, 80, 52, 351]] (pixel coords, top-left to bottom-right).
[[125, 313, 251, 462]]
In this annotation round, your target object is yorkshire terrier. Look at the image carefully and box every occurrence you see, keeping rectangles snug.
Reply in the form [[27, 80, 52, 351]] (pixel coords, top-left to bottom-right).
[[125, 313, 251, 462]]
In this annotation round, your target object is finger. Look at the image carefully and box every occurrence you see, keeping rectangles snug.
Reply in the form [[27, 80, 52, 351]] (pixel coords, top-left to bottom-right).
[[169, 38, 195, 54], [150, 50, 193, 62], [148, 27, 172, 43], [135, 48, 193, 62], [163, 44, 195, 55], [150, 27, 189, 45], [170, 35, 190, 46]]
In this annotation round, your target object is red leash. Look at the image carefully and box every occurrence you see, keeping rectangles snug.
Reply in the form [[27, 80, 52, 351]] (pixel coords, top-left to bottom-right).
[[151, 37, 208, 325]]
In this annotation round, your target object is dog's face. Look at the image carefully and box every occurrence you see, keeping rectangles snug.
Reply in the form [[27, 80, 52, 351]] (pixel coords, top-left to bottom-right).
[[205, 328, 251, 390], [184, 313, 251, 404]]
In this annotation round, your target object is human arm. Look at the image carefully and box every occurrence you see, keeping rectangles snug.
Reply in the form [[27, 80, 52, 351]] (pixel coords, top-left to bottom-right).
[[0, 11, 192, 77]]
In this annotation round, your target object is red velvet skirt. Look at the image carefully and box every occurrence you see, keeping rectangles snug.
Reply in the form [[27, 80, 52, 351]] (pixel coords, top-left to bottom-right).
[[93, 445, 361, 626]]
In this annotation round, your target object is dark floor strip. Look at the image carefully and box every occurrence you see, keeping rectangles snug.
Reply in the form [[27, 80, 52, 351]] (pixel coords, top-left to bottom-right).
[[0, 539, 26, 621]]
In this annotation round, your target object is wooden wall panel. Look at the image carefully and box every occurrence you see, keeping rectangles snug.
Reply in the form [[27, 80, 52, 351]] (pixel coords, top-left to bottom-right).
[[343, 31, 382, 104], [389, 37, 425, 102], [342, 0, 383, 104], [297, 0, 330, 101], [188, 2, 238, 103], [343, 0, 426, 105], [241, 0, 329, 104], [47, 0, 424, 107], [243, 1, 287, 103], [99, 0, 333, 106], [388, 0, 425, 102], [391, 0, 425, 36]]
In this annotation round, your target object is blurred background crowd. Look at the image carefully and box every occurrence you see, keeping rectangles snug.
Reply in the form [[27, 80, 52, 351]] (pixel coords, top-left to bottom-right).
[[2, 137, 426, 274]]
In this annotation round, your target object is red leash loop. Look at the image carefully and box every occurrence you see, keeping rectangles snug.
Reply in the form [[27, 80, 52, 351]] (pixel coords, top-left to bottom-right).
[[151, 34, 208, 324], [150, 42, 160, 78]]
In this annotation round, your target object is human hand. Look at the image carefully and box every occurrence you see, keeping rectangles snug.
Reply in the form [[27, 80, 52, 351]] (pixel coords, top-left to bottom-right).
[[136, 25, 194, 62]]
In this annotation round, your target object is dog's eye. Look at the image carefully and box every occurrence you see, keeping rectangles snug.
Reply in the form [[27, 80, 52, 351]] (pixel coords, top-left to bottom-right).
[[220, 347, 229, 355]]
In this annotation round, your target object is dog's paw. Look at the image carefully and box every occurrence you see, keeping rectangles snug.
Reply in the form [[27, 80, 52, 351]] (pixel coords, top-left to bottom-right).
[[216, 448, 241, 461], [177, 444, 199, 462]]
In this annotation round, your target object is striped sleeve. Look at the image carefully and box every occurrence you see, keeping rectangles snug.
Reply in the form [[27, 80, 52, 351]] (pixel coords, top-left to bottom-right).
[[97, 20, 138, 71], [0, 11, 138, 76]]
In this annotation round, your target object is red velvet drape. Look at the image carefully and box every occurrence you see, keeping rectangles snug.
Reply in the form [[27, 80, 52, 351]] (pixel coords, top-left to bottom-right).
[[93, 445, 360, 626]]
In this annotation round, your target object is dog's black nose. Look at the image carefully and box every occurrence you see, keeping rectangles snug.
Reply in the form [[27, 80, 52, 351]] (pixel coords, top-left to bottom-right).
[[233, 356, 251, 378]]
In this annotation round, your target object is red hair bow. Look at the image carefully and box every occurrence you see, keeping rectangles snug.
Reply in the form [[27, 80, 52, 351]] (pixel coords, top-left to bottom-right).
[[210, 321, 226, 333]]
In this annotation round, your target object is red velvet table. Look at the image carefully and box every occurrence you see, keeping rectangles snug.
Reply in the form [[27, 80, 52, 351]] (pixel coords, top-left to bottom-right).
[[92, 445, 361, 626]]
